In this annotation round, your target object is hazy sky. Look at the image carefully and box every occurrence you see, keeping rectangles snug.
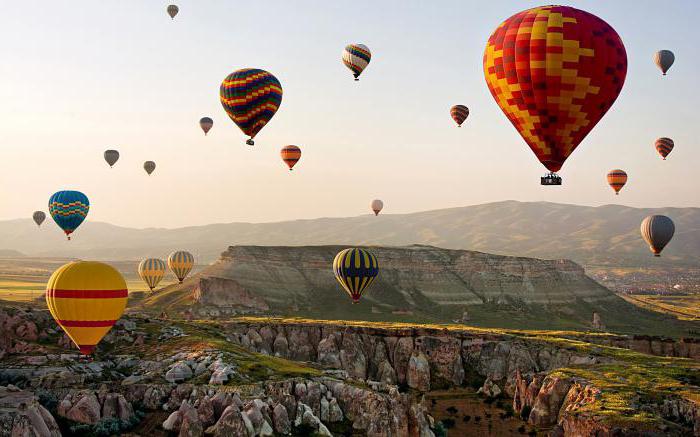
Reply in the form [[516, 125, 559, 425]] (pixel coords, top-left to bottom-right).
[[0, 1, 698, 228]]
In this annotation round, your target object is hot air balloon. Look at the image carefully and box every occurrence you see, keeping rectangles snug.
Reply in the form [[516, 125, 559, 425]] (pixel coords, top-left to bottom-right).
[[46, 261, 128, 355], [483, 6, 627, 185], [33, 211, 46, 227], [654, 50, 675, 76], [342, 44, 371, 81], [450, 105, 469, 127], [606, 169, 627, 195], [104, 150, 119, 168], [167, 251, 194, 283], [641, 215, 675, 257], [220, 68, 283, 146], [333, 248, 379, 303], [167, 4, 179, 19], [49, 190, 89, 240], [371, 199, 383, 216], [655, 137, 674, 160], [138, 258, 167, 292], [199, 117, 213, 135], [280, 145, 301, 171], [144, 161, 156, 175]]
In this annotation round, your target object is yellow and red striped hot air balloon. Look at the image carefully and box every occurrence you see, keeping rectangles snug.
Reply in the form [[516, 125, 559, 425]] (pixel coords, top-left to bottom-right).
[[606, 169, 627, 195], [46, 261, 128, 355], [167, 251, 194, 283], [280, 145, 301, 171], [138, 258, 167, 292]]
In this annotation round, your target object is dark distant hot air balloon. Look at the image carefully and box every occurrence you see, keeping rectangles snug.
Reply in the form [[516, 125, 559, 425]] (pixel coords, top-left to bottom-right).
[[450, 105, 469, 127], [342, 44, 371, 81], [199, 117, 213, 135], [654, 50, 675, 75], [32, 211, 46, 227], [46, 261, 128, 355], [104, 150, 119, 168], [220, 69, 283, 146], [606, 169, 627, 195], [280, 145, 301, 171], [48, 191, 89, 240], [641, 215, 675, 257], [655, 137, 674, 160], [144, 161, 156, 175], [371, 199, 383, 216], [333, 248, 379, 303], [167, 5, 179, 19], [483, 5, 627, 185]]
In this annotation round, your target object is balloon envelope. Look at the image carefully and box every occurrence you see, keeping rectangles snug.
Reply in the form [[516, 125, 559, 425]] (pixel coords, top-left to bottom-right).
[[655, 137, 674, 160], [138, 258, 167, 291], [606, 169, 627, 195], [32, 211, 46, 227], [371, 199, 383, 216], [104, 150, 119, 167], [333, 248, 379, 303], [46, 261, 128, 355], [342, 44, 371, 80], [483, 5, 627, 174], [168, 251, 194, 283], [48, 190, 89, 239], [280, 145, 301, 170], [220, 69, 282, 145], [144, 161, 156, 175], [167, 4, 179, 19], [641, 215, 675, 257], [654, 50, 675, 75], [450, 105, 469, 127], [199, 117, 213, 135]]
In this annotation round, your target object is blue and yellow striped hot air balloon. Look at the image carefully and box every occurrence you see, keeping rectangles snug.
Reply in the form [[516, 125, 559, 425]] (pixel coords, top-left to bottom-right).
[[138, 258, 167, 291], [332, 248, 379, 303], [167, 251, 194, 283], [46, 261, 128, 355], [220, 68, 283, 146], [48, 190, 89, 240]]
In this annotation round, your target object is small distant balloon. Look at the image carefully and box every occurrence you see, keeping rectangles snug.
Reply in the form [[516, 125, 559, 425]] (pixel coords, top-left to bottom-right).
[[450, 105, 469, 127], [280, 145, 301, 171], [641, 215, 675, 257], [333, 248, 379, 303], [167, 4, 179, 19], [655, 137, 674, 160], [653, 50, 675, 75], [104, 150, 119, 168], [606, 169, 627, 195], [144, 161, 156, 175], [138, 258, 167, 292], [342, 44, 371, 81], [371, 199, 383, 216], [33, 211, 46, 227], [199, 117, 213, 136], [48, 190, 89, 240], [167, 251, 194, 283]]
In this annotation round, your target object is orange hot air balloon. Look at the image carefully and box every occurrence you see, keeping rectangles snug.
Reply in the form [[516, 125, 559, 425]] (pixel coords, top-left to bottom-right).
[[280, 145, 301, 171], [484, 6, 627, 184], [46, 261, 128, 355], [606, 169, 627, 195]]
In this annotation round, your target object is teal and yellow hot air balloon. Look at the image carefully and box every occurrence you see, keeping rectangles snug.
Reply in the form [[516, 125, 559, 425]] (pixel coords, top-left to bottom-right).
[[332, 248, 379, 303], [167, 251, 194, 283], [48, 190, 89, 240], [138, 258, 167, 292]]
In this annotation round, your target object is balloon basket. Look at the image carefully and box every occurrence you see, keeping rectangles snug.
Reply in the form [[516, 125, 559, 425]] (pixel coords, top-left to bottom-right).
[[541, 173, 562, 186]]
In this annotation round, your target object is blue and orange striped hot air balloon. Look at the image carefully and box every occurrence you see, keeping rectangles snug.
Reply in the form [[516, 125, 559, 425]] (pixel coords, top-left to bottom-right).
[[48, 190, 89, 240], [220, 68, 283, 146], [46, 261, 128, 355], [333, 248, 379, 303], [167, 251, 194, 283]]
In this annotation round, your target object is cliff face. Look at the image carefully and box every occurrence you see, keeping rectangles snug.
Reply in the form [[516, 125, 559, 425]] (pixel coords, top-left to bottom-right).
[[184, 245, 675, 334]]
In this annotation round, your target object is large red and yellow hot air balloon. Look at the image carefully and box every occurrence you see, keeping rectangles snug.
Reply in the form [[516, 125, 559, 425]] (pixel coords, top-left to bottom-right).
[[46, 261, 128, 355], [483, 6, 627, 184]]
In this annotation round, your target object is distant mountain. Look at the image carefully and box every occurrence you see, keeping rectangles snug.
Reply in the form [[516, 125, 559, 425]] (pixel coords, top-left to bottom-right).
[[142, 245, 691, 336], [1, 201, 698, 267]]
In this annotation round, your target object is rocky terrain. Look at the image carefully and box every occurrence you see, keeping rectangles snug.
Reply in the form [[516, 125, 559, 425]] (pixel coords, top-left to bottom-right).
[[152, 245, 689, 336], [1, 304, 700, 436]]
